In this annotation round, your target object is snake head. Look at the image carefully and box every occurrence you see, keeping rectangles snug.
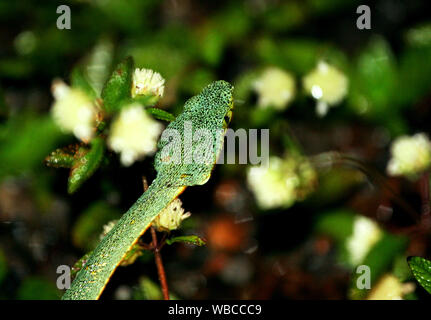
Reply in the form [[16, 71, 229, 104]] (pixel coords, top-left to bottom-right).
[[155, 80, 234, 187]]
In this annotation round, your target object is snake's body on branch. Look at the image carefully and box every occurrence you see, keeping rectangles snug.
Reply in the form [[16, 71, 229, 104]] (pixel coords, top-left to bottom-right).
[[63, 80, 234, 300]]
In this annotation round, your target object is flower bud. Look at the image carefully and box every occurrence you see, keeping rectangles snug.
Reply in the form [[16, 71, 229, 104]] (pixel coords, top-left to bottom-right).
[[152, 198, 191, 232], [303, 61, 348, 116], [253, 67, 296, 110], [107, 103, 163, 166], [51, 79, 97, 142], [131, 68, 165, 98], [387, 133, 431, 179]]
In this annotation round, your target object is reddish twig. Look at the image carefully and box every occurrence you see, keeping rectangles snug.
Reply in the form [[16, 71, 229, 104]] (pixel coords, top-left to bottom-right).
[[142, 176, 170, 300], [151, 226, 170, 300]]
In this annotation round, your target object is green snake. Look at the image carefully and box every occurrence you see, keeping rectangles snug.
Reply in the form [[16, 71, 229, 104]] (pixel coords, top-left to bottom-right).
[[62, 80, 234, 300]]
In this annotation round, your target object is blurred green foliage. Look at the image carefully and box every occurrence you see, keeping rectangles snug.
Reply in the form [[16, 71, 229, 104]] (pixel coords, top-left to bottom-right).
[[72, 201, 120, 251], [1, 0, 431, 300], [17, 277, 61, 300]]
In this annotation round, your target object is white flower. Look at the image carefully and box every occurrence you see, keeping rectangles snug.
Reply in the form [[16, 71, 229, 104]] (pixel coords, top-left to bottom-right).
[[367, 274, 409, 300], [253, 67, 296, 110], [107, 103, 163, 166], [152, 198, 191, 232], [247, 155, 316, 210], [51, 79, 97, 142], [346, 216, 382, 265], [303, 61, 348, 116], [387, 133, 431, 179], [132, 68, 165, 98]]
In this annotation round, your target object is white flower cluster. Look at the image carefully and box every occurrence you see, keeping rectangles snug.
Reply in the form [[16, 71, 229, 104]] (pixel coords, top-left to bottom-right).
[[303, 61, 348, 116], [246, 155, 316, 210], [253, 67, 296, 110], [51, 79, 97, 142], [367, 274, 411, 300], [387, 133, 431, 179], [51, 68, 166, 167], [107, 68, 166, 166], [152, 198, 191, 232], [132, 68, 165, 98], [107, 103, 163, 166], [346, 216, 382, 265]]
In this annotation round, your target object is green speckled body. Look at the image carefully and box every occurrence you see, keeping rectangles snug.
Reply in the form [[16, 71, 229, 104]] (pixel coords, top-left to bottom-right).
[[62, 80, 233, 300]]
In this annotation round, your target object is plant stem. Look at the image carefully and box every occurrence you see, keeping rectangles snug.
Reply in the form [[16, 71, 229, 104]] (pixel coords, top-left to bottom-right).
[[151, 226, 170, 300], [311, 151, 420, 223], [142, 176, 170, 300]]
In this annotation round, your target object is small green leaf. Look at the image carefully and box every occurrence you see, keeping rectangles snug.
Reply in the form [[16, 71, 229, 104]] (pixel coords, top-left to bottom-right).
[[0, 115, 64, 179], [133, 277, 178, 300], [120, 243, 144, 266], [72, 202, 120, 251], [68, 137, 105, 194], [407, 256, 431, 294], [133, 94, 159, 107], [70, 67, 97, 100], [166, 235, 206, 246], [45, 147, 76, 168], [17, 277, 60, 300], [146, 107, 175, 122], [101, 56, 134, 114], [314, 209, 355, 243]]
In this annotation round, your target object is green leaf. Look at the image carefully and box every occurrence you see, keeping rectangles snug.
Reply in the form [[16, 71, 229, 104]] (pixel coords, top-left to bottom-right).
[[145, 107, 175, 122], [407, 256, 431, 294], [120, 243, 145, 266], [200, 27, 226, 66], [0, 114, 64, 180], [166, 235, 206, 246], [314, 209, 355, 243], [112, 94, 160, 112], [68, 137, 105, 194], [70, 67, 97, 100], [101, 56, 134, 114], [133, 276, 178, 300], [72, 202, 120, 251], [131, 95, 158, 108], [84, 38, 114, 95], [349, 36, 398, 118], [17, 277, 60, 300], [396, 45, 431, 107], [45, 147, 76, 168]]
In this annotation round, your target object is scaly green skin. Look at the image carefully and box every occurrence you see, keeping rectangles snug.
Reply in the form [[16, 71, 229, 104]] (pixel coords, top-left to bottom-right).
[[62, 80, 234, 300]]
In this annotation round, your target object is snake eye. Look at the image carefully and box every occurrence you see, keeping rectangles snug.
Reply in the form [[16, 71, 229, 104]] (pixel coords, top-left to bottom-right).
[[223, 110, 232, 128]]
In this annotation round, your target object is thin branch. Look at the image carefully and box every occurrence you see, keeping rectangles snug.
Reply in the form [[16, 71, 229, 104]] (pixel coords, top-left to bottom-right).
[[151, 227, 170, 300], [142, 175, 170, 300], [311, 151, 421, 223]]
